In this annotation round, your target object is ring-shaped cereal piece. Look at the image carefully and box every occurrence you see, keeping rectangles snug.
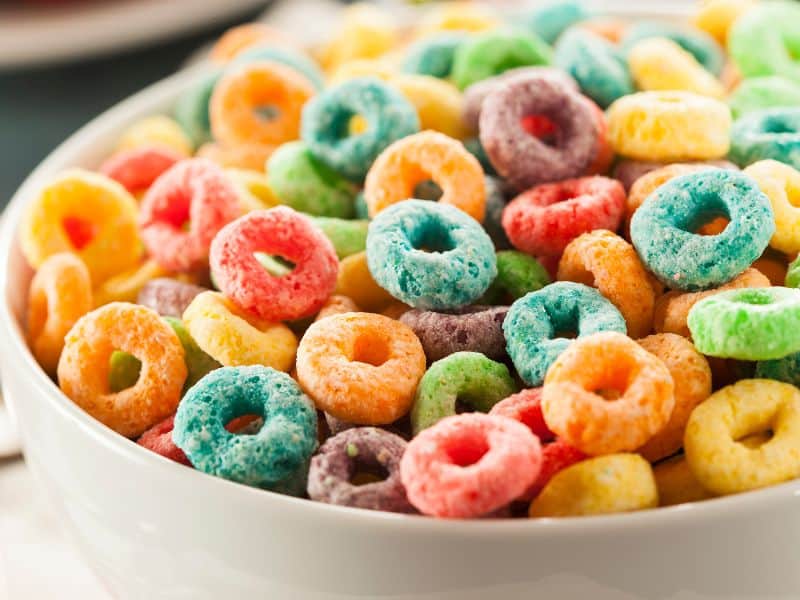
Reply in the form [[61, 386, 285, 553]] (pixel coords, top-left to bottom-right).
[[19, 169, 141, 283], [557, 230, 655, 338], [684, 379, 800, 495], [335, 251, 395, 312], [301, 77, 420, 181], [728, 2, 800, 82], [653, 454, 715, 507], [621, 21, 725, 76], [99, 145, 183, 195], [728, 76, 800, 119], [613, 158, 738, 191], [27, 253, 92, 376], [744, 160, 800, 254], [554, 28, 634, 108], [502, 176, 626, 258], [183, 291, 297, 371], [173, 366, 317, 492], [504, 282, 627, 387], [480, 75, 599, 190], [451, 29, 553, 91], [529, 454, 658, 517], [401, 32, 468, 79], [210, 60, 315, 149], [693, 0, 756, 46], [117, 115, 193, 157], [411, 351, 517, 435], [57, 302, 187, 438], [653, 268, 770, 337], [307, 427, 413, 513], [400, 413, 542, 518], [482, 250, 550, 304], [138, 158, 241, 273], [729, 108, 800, 169], [630, 170, 775, 291], [636, 333, 712, 462], [606, 91, 731, 162], [391, 74, 469, 140], [210, 23, 298, 63], [688, 287, 800, 360], [399, 306, 508, 363], [210, 207, 339, 322], [542, 332, 674, 456], [366, 200, 497, 310], [295, 312, 427, 425], [364, 131, 486, 221]]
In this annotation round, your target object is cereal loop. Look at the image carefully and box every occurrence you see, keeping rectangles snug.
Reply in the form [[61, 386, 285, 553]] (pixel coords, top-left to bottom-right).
[[99, 145, 183, 195], [744, 160, 800, 255]]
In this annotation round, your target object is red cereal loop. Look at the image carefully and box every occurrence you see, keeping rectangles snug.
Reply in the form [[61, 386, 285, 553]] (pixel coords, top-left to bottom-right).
[[139, 158, 241, 273], [400, 413, 542, 518], [502, 176, 625, 257], [210, 207, 339, 322], [137, 415, 191, 466], [100, 145, 183, 195]]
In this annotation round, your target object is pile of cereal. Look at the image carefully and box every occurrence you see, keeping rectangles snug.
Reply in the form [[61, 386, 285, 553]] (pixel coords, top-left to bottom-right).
[[21, 0, 800, 519]]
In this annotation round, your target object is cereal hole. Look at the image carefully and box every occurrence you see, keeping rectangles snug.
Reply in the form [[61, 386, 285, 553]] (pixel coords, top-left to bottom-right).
[[108, 350, 141, 393], [409, 219, 456, 253], [254, 251, 295, 277], [351, 332, 390, 366], [227, 414, 264, 436], [413, 179, 444, 201], [349, 460, 390, 486], [254, 104, 281, 121], [62, 216, 96, 250], [446, 434, 489, 467]]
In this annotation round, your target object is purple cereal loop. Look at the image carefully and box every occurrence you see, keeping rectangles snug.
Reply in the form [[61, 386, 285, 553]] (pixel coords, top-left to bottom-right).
[[307, 427, 414, 513], [479, 75, 598, 191], [462, 67, 578, 134], [399, 305, 508, 363], [325, 412, 356, 436], [137, 278, 208, 317]]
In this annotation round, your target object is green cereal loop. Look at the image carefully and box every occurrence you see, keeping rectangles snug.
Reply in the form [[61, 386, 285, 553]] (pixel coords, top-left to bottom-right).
[[411, 351, 517, 435], [688, 287, 800, 360], [786, 254, 800, 288], [483, 250, 551, 303], [267, 141, 357, 218], [163, 317, 221, 392], [354, 191, 370, 220], [451, 29, 553, 90], [728, 77, 800, 119], [312, 217, 368, 259], [728, 1, 800, 82]]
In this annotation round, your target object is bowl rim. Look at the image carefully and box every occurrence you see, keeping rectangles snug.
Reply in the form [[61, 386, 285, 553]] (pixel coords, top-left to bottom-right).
[[3, 66, 800, 538]]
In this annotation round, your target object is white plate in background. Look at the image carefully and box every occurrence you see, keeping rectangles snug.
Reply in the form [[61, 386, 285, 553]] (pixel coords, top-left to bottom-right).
[[0, 0, 271, 70]]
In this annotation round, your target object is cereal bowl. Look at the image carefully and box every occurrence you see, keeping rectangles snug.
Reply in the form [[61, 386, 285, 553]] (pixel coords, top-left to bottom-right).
[[3, 66, 800, 600]]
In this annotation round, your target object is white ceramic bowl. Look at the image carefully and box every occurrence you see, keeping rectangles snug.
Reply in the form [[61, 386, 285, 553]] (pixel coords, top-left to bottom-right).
[[3, 68, 800, 600]]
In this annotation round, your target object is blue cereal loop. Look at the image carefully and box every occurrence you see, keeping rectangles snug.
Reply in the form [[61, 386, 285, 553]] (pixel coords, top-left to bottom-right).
[[402, 32, 469, 79], [729, 108, 800, 169]]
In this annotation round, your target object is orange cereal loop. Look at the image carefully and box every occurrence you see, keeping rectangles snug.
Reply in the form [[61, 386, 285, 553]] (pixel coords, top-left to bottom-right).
[[335, 251, 395, 312], [93, 259, 169, 307], [210, 61, 315, 149], [625, 163, 716, 237], [381, 301, 412, 320], [296, 312, 426, 424], [637, 333, 712, 462], [27, 253, 92, 376], [210, 23, 297, 63], [557, 230, 655, 338], [196, 142, 276, 171], [542, 331, 675, 456], [315, 295, 360, 322], [653, 268, 771, 337], [57, 303, 187, 438], [19, 169, 142, 284], [364, 131, 486, 221], [578, 17, 628, 43]]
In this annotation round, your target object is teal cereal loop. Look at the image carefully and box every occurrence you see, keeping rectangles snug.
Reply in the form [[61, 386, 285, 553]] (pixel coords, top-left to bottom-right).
[[728, 77, 800, 119], [312, 217, 368, 259], [451, 29, 553, 91], [786, 254, 800, 288], [622, 21, 724, 76], [411, 351, 517, 435], [688, 287, 800, 360], [402, 32, 469, 79], [267, 141, 357, 218], [301, 77, 420, 181], [504, 281, 626, 386], [756, 351, 800, 388], [173, 366, 318, 492], [729, 108, 800, 170], [729, 1, 800, 82], [366, 200, 497, 310], [483, 250, 551, 304], [522, 1, 589, 45], [554, 28, 633, 108], [630, 170, 774, 291]]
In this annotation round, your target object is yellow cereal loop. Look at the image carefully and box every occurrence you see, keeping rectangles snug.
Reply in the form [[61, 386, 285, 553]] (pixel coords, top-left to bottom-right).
[[684, 379, 800, 495], [653, 455, 715, 507], [335, 251, 395, 312], [693, 0, 757, 46], [328, 59, 395, 85], [628, 38, 725, 99], [93, 259, 169, 307], [744, 160, 800, 255], [416, 2, 499, 35], [226, 168, 281, 213], [183, 291, 297, 372], [607, 91, 731, 161], [19, 169, 142, 284], [117, 115, 193, 157], [391, 74, 469, 140], [321, 4, 397, 70], [529, 454, 658, 518]]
